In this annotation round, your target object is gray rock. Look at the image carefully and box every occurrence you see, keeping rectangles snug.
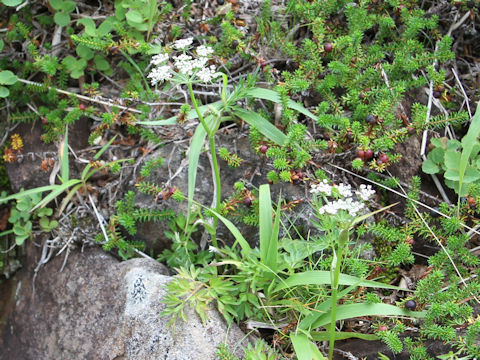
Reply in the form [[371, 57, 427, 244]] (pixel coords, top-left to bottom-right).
[[0, 245, 247, 360]]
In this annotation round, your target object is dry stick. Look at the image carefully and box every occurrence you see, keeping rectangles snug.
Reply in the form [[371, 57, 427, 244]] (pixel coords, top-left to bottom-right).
[[451, 67, 472, 119], [17, 78, 143, 114], [327, 163, 480, 237]]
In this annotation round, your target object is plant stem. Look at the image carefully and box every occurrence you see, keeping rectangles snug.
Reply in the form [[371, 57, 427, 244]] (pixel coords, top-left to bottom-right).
[[328, 228, 348, 360], [187, 83, 221, 248]]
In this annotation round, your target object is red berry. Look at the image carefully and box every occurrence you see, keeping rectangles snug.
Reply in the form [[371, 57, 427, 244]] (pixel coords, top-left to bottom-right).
[[407, 126, 415, 135], [42, 117, 48, 125], [405, 300, 417, 310], [79, 103, 86, 111], [357, 149, 365, 159], [378, 153, 389, 163], [259, 145, 268, 154], [364, 149, 373, 159], [324, 43, 333, 52]]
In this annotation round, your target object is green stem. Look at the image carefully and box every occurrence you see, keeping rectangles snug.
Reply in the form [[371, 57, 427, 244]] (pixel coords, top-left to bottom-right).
[[187, 83, 212, 137], [328, 229, 348, 360], [119, 49, 152, 99]]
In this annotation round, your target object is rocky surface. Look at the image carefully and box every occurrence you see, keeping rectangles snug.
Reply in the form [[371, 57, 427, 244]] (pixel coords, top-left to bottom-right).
[[0, 244, 248, 360]]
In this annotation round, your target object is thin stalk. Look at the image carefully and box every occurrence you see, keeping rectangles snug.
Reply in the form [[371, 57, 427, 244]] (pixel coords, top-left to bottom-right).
[[187, 82, 221, 248], [119, 49, 152, 98], [328, 229, 348, 360]]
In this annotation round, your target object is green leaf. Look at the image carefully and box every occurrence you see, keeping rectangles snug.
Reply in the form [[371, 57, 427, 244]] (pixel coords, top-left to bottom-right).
[[94, 55, 110, 71], [60, 0, 75, 12], [125, 10, 143, 24], [49, 0, 63, 10], [290, 333, 326, 360], [311, 303, 425, 328], [0, 70, 18, 85], [2, 0, 23, 5], [422, 159, 440, 174], [54, 11, 71, 26], [444, 150, 461, 171], [232, 108, 286, 146], [444, 169, 460, 181], [0, 86, 10, 98], [97, 17, 116, 36], [210, 209, 252, 256], [77, 18, 97, 36], [15, 234, 29, 246], [245, 87, 318, 121], [60, 125, 69, 182], [76, 44, 94, 60], [274, 270, 411, 292], [428, 147, 445, 165], [310, 331, 379, 341], [0, 40, 4, 52], [459, 102, 480, 200]]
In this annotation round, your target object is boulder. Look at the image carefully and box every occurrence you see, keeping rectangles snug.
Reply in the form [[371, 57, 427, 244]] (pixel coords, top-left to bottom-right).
[[0, 245, 247, 360]]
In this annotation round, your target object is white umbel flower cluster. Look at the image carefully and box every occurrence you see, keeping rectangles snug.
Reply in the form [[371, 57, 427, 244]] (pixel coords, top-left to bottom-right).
[[148, 38, 220, 85], [310, 180, 375, 217]]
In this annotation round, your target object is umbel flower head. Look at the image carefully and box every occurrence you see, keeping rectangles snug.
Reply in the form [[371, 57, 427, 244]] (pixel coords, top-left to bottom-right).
[[148, 37, 220, 85], [310, 180, 375, 217]]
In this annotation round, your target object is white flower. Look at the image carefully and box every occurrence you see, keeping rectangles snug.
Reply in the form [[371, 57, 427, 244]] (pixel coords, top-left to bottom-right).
[[151, 53, 169, 66], [196, 45, 214, 57], [310, 179, 332, 196], [196, 65, 219, 83], [336, 183, 352, 198], [148, 65, 172, 85], [173, 54, 195, 75], [355, 184, 375, 201], [174, 37, 193, 50]]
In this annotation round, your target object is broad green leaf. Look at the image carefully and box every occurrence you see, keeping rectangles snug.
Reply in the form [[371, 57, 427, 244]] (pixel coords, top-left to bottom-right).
[[15, 234, 29, 246], [0, 40, 4, 52], [444, 169, 460, 182], [274, 270, 411, 292], [54, 11, 71, 26], [0, 70, 18, 85], [49, 0, 63, 10], [125, 10, 143, 24], [430, 137, 446, 148], [459, 102, 480, 200], [311, 303, 425, 328], [2, 0, 23, 5], [94, 55, 110, 71], [232, 108, 286, 145], [0, 86, 9, 98], [259, 184, 278, 275], [422, 159, 440, 174], [97, 17, 116, 36], [76, 44, 94, 60], [428, 147, 445, 165], [60, 0, 75, 12], [444, 150, 460, 171], [291, 333, 326, 360], [463, 167, 480, 183], [77, 18, 97, 36]]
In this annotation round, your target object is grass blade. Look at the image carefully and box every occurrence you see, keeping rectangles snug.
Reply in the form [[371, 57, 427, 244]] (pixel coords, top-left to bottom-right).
[[94, 134, 117, 160], [311, 331, 379, 341], [232, 108, 286, 145], [259, 184, 273, 269], [274, 270, 411, 292], [210, 209, 252, 256], [245, 87, 318, 121], [59, 125, 69, 182], [311, 303, 425, 328], [291, 333, 326, 360]]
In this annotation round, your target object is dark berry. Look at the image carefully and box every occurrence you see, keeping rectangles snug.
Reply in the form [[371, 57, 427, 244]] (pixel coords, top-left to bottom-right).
[[346, 131, 354, 141], [217, 0, 225, 4], [231, 40, 239, 48], [429, 207, 441, 218], [405, 300, 417, 310], [260, 61, 268, 68], [243, 197, 253, 207], [467, 1, 475, 9], [366, 114, 377, 124], [364, 149, 373, 159], [324, 42, 333, 52], [357, 149, 365, 159], [259, 145, 268, 154], [433, 91, 441, 99], [407, 126, 415, 135], [378, 153, 389, 163], [79, 103, 86, 111]]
